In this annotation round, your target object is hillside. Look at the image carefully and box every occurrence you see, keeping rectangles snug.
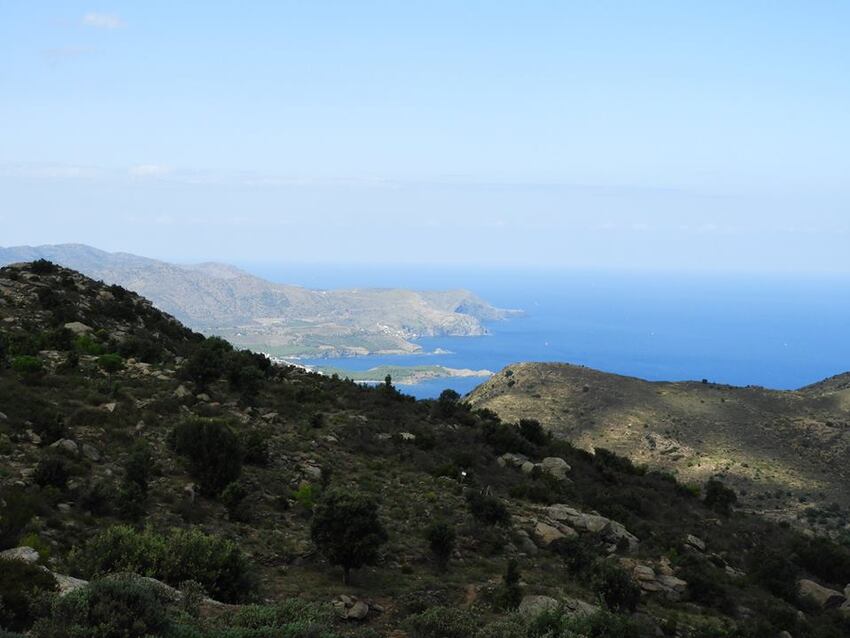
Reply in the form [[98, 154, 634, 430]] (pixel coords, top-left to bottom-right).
[[1, 261, 849, 638], [467, 362, 850, 527], [0, 244, 519, 358]]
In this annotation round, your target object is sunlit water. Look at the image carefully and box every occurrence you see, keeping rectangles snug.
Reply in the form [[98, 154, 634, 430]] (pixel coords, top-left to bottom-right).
[[239, 263, 850, 399]]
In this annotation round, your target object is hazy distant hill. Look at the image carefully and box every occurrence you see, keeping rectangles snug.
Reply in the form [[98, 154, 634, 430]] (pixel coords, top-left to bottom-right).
[[468, 362, 850, 522], [0, 244, 519, 357]]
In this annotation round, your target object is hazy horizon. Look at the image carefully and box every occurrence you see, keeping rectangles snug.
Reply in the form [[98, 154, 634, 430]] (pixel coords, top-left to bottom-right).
[[3, 2, 850, 273]]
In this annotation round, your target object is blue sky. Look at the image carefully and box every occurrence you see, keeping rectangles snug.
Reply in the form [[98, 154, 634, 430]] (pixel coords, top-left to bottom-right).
[[1, 2, 849, 271]]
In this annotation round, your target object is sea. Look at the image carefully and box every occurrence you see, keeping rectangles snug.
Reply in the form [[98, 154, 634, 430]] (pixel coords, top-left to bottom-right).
[[238, 263, 850, 400]]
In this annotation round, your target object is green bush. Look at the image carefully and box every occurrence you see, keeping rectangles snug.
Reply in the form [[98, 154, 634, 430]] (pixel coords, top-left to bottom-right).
[[33, 455, 71, 489], [34, 576, 171, 638], [73, 335, 105, 356], [591, 560, 641, 613], [310, 489, 388, 584], [171, 418, 243, 497], [0, 557, 57, 631], [405, 606, 481, 638], [71, 525, 254, 603], [551, 533, 603, 574], [124, 440, 155, 495], [30, 259, 58, 275], [221, 481, 250, 522], [239, 430, 269, 466], [518, 418, 548, 446], [0, 487, 39, 549], [426, 521, 456, 570], [12, 356, 43, 377], [96, 354, 124, 373], [493, 559, 523, 611], [466, 490, 511, 527], [704, 479, 737, 515], [179, 337, 233, 388]]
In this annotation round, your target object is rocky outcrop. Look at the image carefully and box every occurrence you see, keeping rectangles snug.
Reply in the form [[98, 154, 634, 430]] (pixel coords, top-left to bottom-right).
[[332, 594, 382, 620], [518, 595, 598, 619], [498, 453, 571, 480], [545, 504, 639, 550], [622, 558, 687, 601], [798, 579, 846, 609]]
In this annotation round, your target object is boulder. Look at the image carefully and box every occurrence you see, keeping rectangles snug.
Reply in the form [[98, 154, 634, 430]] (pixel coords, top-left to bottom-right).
[[497, 452, 528, 468], [63, 321, 92, 335], [515, 530, 539, 555], [50, 438, 79, 456], [533, 522, 567, 547], [174, 385, 191, 398], [347, 600, 369, 620], [541, 457, 571, 479], [798, 579, 845, 609], [0, 546, 40, 563], [520, 461, 536, 474], [54, 573, 88, 596], [81, 443, 101, 462], [302, 464, 323, 481], [398, 432, 416, 441], [518, 595, 560, 618], [0, 411, 7, 421]]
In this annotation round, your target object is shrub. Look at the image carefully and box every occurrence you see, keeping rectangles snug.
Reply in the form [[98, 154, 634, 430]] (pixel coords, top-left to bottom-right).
[[179, 337, 233, 388], [124, 440, 154, 495], [96, 354, 124, 373], [310, 488, 388, 584], [748, 547, 799, 602], [493, 559, 523, 611], [425, 521, 456, 570], [36, 576, 171, 638], [704, 479, 737, 515], [0, 557, 57, 631], [239, 429, 269, 466], [466, 490, 511, 527], [33, 455, 71, 489], [171, 418, 243, 497], [0, 487, 39, 549], [518, 418, 548, 446], [79, 481, 116, 516], [405, 606, 481, 638], [221, 481, 249, 522], [591, 560, 641, 613], [74, 335, 105, 356], [72, 525, 254, 603], [12, 356, 43, 377], [551, 533, 603, 574], [793, 536, 850, 587]]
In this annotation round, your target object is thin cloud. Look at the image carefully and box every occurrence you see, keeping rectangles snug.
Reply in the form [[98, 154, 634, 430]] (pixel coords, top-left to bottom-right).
[[43, 46, 96, 62], [129, 164, 172, 177], [82, 12, 125, 29]]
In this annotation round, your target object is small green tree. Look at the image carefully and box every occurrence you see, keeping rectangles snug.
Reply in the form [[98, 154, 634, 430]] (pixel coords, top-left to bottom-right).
[[310, 488, 388, 584], [171, 418, 243, 497], [591, 560, 641, 612], [426, 521, 456, 570], [493, 559, 522, 610], [97, 353, 125, 373]]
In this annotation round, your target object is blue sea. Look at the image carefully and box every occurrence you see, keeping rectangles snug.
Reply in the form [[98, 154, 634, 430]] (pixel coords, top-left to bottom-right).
[[239, 263, 850, 399]]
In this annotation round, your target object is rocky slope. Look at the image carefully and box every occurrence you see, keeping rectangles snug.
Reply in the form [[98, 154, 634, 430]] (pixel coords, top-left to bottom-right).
[[467, 362, 850, 528], [0, 244, 519, 358], [1, 261, 849, 637]]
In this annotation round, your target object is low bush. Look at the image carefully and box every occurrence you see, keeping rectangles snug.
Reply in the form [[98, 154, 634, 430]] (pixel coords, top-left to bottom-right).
[[0, 487, 40, 549], [97, 354, 125, 373], [71, 525, 254, 603], [591, 560, 641, 613], [12, 356, 43, 377], [704, 479, 737, 515], [33, 455, 71, 489], [466, 490, 511, 527], [405, 606, 481, 638], [0, 557, 57, 631], [34, 576, 171, 638], [426, 521, 456, 570]]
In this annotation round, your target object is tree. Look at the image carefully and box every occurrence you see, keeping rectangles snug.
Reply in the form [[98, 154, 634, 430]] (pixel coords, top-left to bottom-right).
[[704, 479, 737, 515], [171, 418, 243, 497], [494, 559, 522, 610], [518, 418, 548, 446], [310, 488, 388, 584], [426, 521, 456, 570]]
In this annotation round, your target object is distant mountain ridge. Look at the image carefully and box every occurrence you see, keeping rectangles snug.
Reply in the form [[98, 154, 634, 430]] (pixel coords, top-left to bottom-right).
[[0, 244, 520, 357]]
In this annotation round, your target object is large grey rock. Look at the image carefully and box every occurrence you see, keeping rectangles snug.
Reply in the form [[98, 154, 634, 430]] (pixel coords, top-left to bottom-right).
[[518, 595, 560, 618], [49, 438, 79, 455], [64, 321, 92, 335], [54, 573, 88, 596], [798, 579, 845, 609], [81, 443, 101, 462], [541, 457, 571, 479], [347, 600, 369, 620], [0, 546, 40, 563], [685, 534, 706, 552], [533, 522, 567, 547]]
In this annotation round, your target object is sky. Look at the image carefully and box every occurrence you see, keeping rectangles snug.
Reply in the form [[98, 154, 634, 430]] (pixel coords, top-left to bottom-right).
[[1, 1, 849, 271]]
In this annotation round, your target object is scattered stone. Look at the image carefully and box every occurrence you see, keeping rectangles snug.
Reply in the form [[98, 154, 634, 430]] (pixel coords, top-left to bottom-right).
[[302, 464, 323, 481], [685, 534, 706, 552], [50, 438, 79, 456], [0, 546, 40, 563], [81, 443, 101, 462], [58, 503, 72, 513], [104, 402, 117, 413], [196, 393, 211, 402], [260, 412, 279, 421], [0, 411, 7, 421], [798, 579, 846, 609], [54, 573, 88, 596], [520, 461, 536, 474], [174, 385, 191, 398], [25, 429, 42, 445], [398, 432, 416, 441]]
